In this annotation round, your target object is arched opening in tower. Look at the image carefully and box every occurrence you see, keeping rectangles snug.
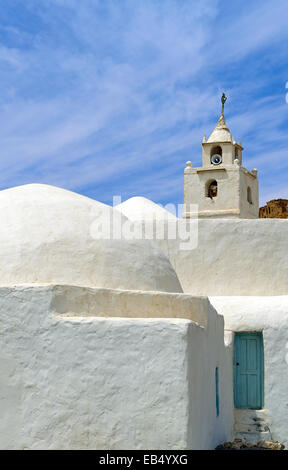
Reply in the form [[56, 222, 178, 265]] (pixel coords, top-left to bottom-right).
[[207, 180, 218, 199], [210, 145, 222, 158], [247, 186, 252, 204]]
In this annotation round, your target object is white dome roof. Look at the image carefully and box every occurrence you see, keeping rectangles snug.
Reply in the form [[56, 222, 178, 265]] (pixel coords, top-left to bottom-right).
[[207, 114, 234, 143], [116, 196, 178, 221], [0, 184, 182, 293]]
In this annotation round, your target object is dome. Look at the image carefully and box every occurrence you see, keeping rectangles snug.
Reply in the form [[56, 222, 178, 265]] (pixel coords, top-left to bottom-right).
[[207, 114, 234, 143], [115, 196, 178, 221], [0, 184, 182, 293]]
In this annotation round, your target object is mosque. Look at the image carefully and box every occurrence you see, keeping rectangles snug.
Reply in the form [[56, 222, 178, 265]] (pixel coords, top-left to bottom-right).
[[0, 97, 287, 450]]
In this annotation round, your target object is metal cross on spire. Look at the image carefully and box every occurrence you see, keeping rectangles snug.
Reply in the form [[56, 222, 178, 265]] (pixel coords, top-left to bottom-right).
[[221, 92, 227, 115]]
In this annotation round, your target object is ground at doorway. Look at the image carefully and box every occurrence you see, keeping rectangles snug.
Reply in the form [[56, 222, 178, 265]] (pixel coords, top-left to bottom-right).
[[215, 439, 285, 450]]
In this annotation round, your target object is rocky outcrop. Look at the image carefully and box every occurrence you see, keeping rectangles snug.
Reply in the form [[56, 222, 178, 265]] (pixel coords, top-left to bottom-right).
[[259, 199, 288, 218]]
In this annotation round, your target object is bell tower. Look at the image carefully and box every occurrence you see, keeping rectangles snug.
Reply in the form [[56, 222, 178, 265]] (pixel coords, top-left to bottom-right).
[[183, 94, 259, 218]]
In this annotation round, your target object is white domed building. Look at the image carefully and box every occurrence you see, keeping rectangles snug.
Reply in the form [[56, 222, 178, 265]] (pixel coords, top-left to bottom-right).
[[0, 101, 288, 450], [0, 184, 181, 293], [0, 183, 231, 450]]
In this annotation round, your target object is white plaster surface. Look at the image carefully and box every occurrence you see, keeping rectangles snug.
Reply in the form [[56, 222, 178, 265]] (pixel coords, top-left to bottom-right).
[[50, 285, 210, 326], [0, 285, 232, 450], [184, 165, 242, 218], [153, 218, 288, 296], [115, 196, 177, 221], [0, 184, 182, 293], [210, 296, 288, 447], [0, 183, 287, 449], [184, 165, 258, 219]]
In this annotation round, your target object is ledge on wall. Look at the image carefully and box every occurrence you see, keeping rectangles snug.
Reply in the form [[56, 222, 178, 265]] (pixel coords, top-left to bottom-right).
[[48, 284, 210, 327]]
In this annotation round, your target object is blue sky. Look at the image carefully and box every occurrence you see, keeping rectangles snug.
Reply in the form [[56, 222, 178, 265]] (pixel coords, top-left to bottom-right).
[[0, 0, 287, 207]]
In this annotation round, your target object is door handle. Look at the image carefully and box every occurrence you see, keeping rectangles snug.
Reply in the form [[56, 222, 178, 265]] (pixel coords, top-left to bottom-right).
[[236, 362, 240, 366]]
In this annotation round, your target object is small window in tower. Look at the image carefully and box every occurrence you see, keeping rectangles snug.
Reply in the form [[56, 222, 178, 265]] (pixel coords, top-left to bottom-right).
[[210, 146, 222, 165], [207, 180, 218, 199], [247, 186, 252, 204], [210, 146, 222, 157]]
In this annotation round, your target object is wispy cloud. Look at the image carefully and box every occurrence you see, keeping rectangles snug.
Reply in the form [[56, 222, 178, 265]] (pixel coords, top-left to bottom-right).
[[0, 0, 287, 207]]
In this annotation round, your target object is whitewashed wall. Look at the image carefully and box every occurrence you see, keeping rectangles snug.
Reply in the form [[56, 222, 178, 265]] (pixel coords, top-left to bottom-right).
[[210, 296, 288, 447], [153, 219, 288, 296], [186, 301, 233, 449], [0, 285, 233, 450]]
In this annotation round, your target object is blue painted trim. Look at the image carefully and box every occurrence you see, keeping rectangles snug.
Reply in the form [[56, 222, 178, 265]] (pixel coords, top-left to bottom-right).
[[215, 367, 219, 417], [234, 332, 264, 409]]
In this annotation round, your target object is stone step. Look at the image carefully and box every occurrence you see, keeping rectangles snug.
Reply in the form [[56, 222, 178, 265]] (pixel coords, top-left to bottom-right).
[[234, 422, 269, 433], [234, 431, 272, 445], [234, 408, 268, 425], [234, 408, 272, 444]]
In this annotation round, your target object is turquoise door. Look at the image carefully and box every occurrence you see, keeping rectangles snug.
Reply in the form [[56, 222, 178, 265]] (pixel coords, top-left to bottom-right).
[[234, 332, 264, 409]]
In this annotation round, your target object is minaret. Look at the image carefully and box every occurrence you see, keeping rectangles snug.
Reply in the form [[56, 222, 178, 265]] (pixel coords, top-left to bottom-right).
[[183, 94, 259, 218]]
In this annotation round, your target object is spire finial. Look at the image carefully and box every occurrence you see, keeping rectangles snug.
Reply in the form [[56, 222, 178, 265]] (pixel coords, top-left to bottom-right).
[[221, 92, 227, 115]]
